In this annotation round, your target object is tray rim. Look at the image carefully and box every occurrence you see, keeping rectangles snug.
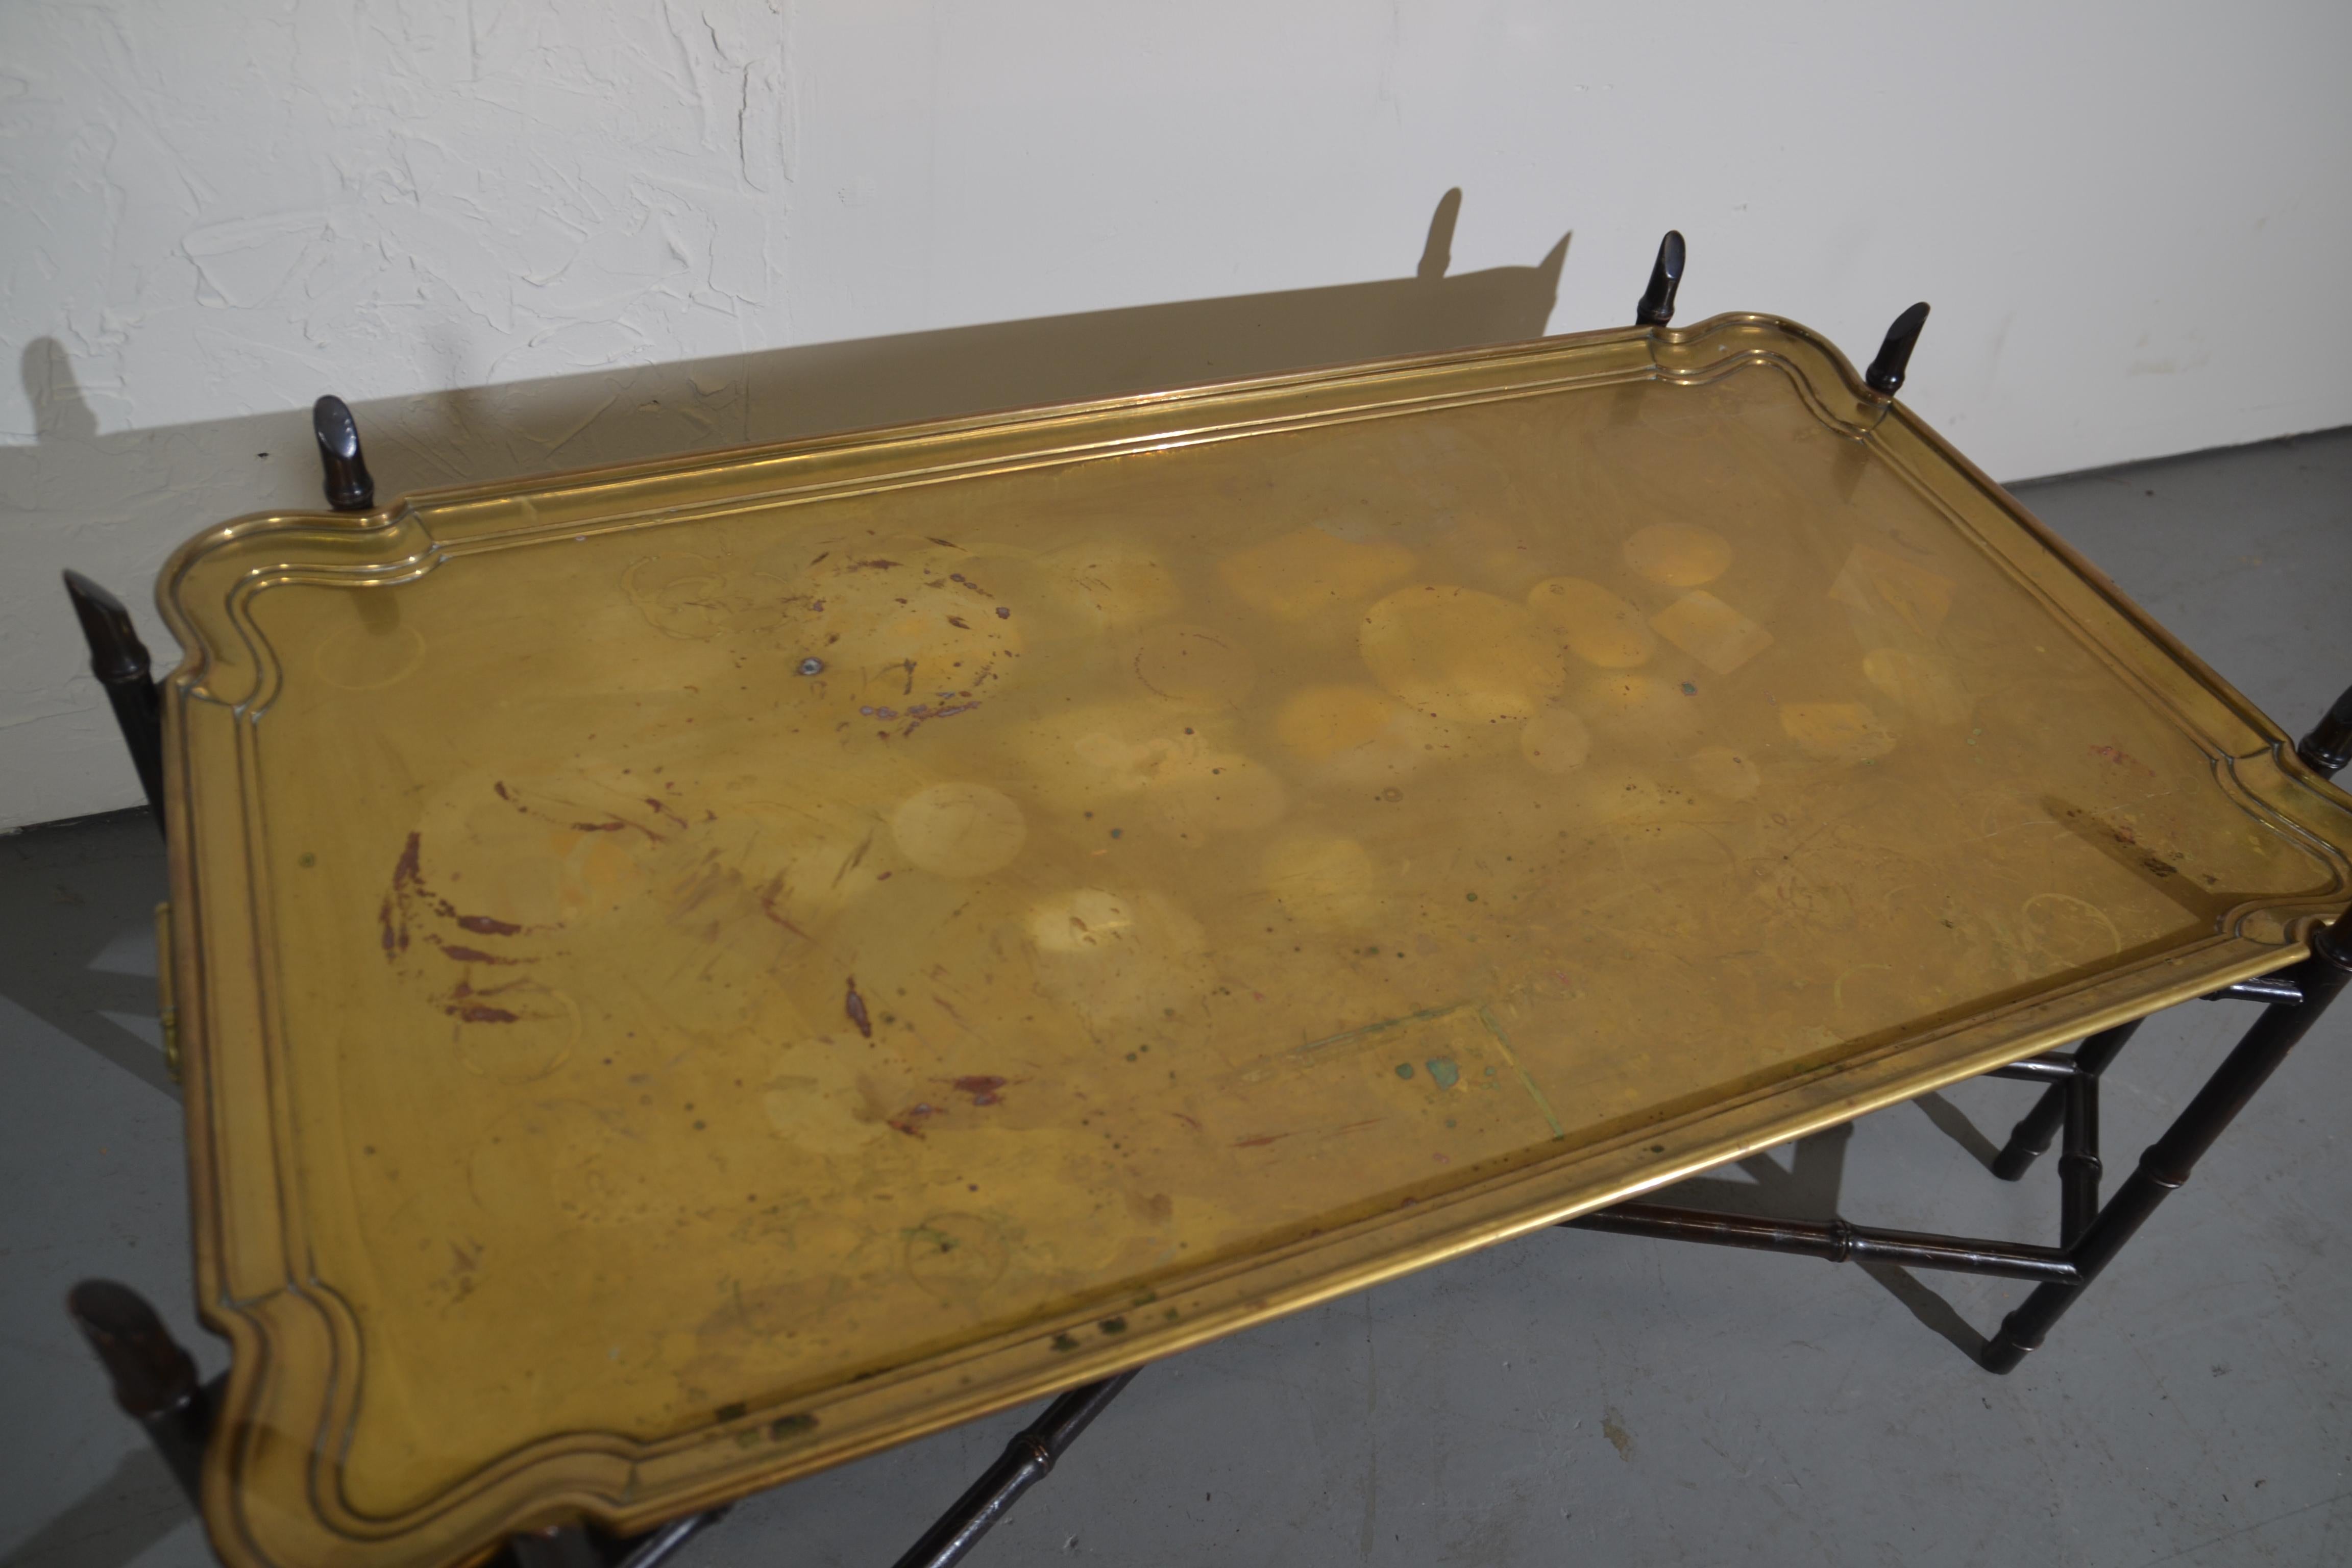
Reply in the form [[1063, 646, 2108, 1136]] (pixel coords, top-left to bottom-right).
[[155, 311, 2352, 1568]]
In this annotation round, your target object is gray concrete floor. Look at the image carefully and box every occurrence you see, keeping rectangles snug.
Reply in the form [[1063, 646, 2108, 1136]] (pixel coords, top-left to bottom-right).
[[6, 428, 2350, 1568]]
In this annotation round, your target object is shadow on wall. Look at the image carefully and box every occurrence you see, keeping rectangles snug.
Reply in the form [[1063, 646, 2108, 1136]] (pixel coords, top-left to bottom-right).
[[5, 188, 1565, 824], [13, 189, 1567, 525]]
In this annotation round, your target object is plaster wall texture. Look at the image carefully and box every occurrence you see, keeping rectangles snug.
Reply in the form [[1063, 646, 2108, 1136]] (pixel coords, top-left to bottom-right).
[[5, 1, 2350, 828]]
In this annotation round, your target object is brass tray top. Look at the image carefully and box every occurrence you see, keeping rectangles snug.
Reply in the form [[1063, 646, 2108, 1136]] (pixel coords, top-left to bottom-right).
[[158, 313, 2352, 1568]]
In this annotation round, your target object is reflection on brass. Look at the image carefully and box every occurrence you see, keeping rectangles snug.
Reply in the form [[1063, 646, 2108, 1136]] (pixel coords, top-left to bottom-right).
[[157, 313, 2352, 1568]]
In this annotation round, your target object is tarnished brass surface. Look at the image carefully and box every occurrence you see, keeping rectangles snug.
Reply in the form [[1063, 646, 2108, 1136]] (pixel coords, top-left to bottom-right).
[[158, 314, 2352, 1568]]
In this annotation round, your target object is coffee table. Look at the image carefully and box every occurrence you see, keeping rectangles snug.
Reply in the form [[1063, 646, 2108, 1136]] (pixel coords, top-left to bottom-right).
[[61, 235, 2352, 1568]]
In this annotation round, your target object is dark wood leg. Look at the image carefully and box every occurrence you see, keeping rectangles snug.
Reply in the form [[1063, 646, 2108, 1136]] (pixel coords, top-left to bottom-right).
[[2297, 682, 2352, 778], [60, 574, 165, 828], [1865, 302, 1931, 396], [1990, 1020, 2140, 1182], [1564, 935, 2347, 1373], [1980, 915, 2351, 1372], [1570, 681, 2352, 1371], [503, 1512, 725, 1568], [1634, 230, 1685, 326], [892, 1371, 1139, 1568], [59, 397, 380, 836], [311, 395, 376, 512]]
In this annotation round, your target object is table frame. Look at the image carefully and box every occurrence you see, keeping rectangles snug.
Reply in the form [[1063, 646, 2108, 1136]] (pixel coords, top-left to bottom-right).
[[56, 230, 2352, 1567]]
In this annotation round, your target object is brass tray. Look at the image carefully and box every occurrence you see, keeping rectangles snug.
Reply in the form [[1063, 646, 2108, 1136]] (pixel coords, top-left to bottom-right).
[[158, 313, 2352, 1568]]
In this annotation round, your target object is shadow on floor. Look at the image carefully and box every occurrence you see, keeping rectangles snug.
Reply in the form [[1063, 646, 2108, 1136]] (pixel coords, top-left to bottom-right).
[[1653, 1108, 2004, 1362], [0, 811, 172, 1098], [0, 1443, 190, 1568]]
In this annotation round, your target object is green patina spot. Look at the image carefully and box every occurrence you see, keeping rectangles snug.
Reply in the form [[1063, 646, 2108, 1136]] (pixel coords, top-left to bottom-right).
[[715, 1402, 748, 1423], [735, 1431, 761, 1448], [768, 1413, 819, 1441], [1051, 1332, 1081, 1352], [1099, 1316, 1129, 1334], [1394, 1062, 1414, 1080], [299, 851, 316, 867], [1163, 1307, 1180, 1321], [1680, 681, 1698, 695], [904, 1224, 958, 1253], [1426, 1057, 1460, 1090], [1133, 1289, 1159, 1306]]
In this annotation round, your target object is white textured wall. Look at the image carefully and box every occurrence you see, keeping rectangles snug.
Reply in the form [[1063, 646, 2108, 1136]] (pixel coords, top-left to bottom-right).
[[6, 2, 2350, 829]]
